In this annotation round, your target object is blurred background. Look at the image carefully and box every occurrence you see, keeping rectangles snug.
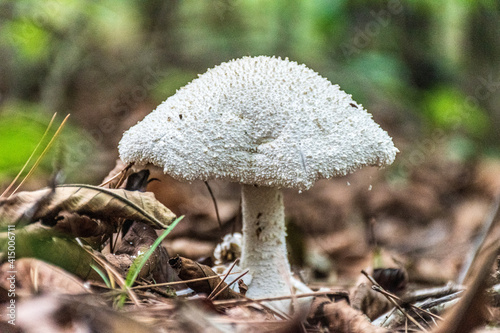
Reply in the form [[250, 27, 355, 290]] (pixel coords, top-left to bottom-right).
[[2, 0, 500, 285], [1, 0, 499, 185]]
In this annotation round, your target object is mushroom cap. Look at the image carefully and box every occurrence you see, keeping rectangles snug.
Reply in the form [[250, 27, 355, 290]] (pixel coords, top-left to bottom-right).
[[119, 56, 398, 190]]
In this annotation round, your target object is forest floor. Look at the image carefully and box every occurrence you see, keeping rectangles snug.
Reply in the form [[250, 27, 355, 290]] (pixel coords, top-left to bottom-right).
[[1, 134, 500, 332]]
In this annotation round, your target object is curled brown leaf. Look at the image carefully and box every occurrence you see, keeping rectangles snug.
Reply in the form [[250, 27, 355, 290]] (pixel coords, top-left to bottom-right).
[[169, 256, 241, 300], [0, 185, 176, 229], [308, 298, 391, 333]]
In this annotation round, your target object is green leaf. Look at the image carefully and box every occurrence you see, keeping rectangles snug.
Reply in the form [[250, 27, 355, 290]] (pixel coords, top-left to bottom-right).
[[0, 226, 102, 281]]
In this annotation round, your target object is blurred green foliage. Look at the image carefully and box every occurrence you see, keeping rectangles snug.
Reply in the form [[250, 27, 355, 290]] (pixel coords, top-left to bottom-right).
[[0, 0, 499, 184], [0, 103, 94, 184], [0, 104, 54, 174], [422, 87, 490, 137]]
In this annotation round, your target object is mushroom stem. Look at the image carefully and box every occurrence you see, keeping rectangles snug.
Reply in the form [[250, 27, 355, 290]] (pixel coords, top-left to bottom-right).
[[240, 184, 291, 298]]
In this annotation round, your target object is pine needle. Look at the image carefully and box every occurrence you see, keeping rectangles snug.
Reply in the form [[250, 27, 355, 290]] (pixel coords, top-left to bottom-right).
[[8, 114, 70, 198], [0, 113, 58, 199]]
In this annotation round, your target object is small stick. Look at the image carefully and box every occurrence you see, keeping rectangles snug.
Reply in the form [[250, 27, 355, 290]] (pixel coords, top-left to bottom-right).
[[213, 290, 349, 306], [401, 284, 464, 304], [131, 271, 246, 290], [116, 163, 133, 189], [208, 258, 240, 300], [379, 307, 397, 327], [418, 291, 464, 309], [99, 163, 133, 187], [210, 269, 249, 300], [204, 181, 222, 230]]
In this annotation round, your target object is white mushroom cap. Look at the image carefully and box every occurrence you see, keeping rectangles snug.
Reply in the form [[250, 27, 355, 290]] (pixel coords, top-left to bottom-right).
[[119, 56, 398, 190]]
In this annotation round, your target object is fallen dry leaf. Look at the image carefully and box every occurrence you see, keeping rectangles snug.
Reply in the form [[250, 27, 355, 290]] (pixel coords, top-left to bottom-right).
[[308, 298, 390, 333], [0, 184, 176, 229], [372, 268, 408, 294], [351, 282, 393, 320], [13, 294, 154, 333], [53, 211, 114, 240], [0, 258, 89, 297], [114, 221, 176, 284]]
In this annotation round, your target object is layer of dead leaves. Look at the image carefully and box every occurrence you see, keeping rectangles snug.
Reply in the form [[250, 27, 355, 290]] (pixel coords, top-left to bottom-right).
[[2, 156, 500, 332]]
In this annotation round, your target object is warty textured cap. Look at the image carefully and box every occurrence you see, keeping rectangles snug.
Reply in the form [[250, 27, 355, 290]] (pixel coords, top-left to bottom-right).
[[119, 56, 398, 190]]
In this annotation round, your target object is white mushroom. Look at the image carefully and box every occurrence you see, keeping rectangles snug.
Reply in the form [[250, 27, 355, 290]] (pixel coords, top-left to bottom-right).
[[119, 56, 398, 301]]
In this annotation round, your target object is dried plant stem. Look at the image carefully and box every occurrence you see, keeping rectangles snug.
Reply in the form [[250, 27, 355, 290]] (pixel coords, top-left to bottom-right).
[[8, 114, 70, 198], [212, 290, 348, 306], [457, 194, 500, 284], [99, 163, 133, 188], [401, 284, 464, 304], [131, 271, 245, 290], [115, 164, 133, 189], [208, 258, 240, 300], [210, 270, 249, 300], [204, 181, 222, 230], [1, 113, 58, 199]]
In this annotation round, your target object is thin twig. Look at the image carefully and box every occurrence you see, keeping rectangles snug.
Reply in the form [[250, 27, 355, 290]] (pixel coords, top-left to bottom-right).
[[457, 194, 500, 284], [212, 290, 349, 306], [208, 258, 240, 300], [115, 163, 133, 189], [204, 181, 222, 230], [130, 271, 246, 290], [418, 291, 464, 309], [99, 163, 133, 187], [210, 269, 249, 300], [401, 284, 464, 304], [379, 307, 397, 327]]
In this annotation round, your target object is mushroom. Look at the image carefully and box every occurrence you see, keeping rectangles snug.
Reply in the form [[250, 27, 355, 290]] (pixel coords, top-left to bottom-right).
[[119, 56, 398, 301]]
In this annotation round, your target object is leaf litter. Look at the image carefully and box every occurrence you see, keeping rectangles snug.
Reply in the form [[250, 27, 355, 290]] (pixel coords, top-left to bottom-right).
[[1, 155, 500, 332]]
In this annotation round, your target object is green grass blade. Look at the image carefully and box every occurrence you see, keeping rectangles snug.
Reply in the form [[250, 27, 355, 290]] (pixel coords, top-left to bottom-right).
[[117, 215, 184, 307], [91, 264, 111, 288]]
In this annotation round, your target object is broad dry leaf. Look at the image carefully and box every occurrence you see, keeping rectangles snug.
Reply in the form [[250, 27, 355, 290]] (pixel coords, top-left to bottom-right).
[[0, 184, 176, 229], [15, 294, 155, 333], [0, 258, 89, 297]]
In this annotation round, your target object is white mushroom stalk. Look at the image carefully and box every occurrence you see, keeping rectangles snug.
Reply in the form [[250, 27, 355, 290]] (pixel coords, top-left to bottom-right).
[[118, 56, 398, 303], [240, 184, 290, 298]]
